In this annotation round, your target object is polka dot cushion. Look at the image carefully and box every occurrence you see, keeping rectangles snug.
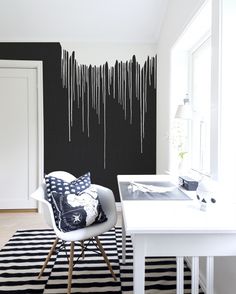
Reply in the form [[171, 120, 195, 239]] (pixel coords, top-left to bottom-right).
[[45, 172, 91, 203]]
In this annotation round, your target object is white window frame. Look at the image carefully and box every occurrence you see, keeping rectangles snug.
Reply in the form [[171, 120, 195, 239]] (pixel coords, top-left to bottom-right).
[[188, 34, 212, 176], [170, 0, 221, 180]]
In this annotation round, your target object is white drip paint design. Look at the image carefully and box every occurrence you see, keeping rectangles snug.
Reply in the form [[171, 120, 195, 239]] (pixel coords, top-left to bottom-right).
[[61, 51, 157, 169]]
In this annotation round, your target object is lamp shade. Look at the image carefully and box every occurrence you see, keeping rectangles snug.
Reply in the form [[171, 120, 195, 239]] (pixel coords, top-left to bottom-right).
[[175, 104, 192, 119]]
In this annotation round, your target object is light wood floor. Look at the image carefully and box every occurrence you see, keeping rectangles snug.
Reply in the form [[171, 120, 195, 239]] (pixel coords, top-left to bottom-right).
[[0, 211, 122, 250]]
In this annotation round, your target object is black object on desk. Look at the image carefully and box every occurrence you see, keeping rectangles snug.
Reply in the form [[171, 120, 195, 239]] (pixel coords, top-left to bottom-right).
[[179, 176, 198, 191]]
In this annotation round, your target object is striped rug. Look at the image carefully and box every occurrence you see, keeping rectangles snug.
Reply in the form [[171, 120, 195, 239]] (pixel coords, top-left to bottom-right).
[[0, 227, 203, 293]]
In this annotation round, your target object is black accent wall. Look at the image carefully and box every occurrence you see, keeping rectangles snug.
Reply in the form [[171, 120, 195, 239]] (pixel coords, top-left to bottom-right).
[[0, 42, 156, 201]]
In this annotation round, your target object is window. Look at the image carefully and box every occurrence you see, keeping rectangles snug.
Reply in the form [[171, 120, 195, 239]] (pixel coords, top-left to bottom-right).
[[190, 37, 211, 174], [170, 0, 217, 178]]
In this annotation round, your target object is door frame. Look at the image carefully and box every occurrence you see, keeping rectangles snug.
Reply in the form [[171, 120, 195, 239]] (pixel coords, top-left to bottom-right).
[[0, 60, 44, 193]]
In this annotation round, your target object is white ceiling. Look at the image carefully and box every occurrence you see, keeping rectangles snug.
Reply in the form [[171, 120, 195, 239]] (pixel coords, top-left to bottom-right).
[[0, 0, 168, 43]]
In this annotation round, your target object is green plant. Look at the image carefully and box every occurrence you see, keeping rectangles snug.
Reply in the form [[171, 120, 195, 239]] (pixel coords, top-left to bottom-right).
[[178, 151, 188, 160]]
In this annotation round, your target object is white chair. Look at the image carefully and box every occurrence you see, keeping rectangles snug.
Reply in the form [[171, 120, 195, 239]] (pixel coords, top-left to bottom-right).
[[31, 171, 117, 294]]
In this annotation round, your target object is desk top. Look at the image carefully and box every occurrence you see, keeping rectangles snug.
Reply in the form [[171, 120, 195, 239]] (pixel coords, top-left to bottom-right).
[[117, 174, 236, 235], [119, 181, 191, 200]]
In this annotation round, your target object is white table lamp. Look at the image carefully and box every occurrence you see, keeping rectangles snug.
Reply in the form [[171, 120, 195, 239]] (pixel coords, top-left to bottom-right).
[[175, 94, 192, 120]]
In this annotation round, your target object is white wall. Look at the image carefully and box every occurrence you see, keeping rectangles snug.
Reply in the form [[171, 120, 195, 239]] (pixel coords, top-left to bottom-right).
[[61, 42, 157, 66], [156, 0, 205, 174]]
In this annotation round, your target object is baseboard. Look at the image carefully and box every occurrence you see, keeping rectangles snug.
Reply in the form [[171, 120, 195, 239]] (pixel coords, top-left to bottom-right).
[[185, 257, 207, 293], [116, 202, 122, 212]]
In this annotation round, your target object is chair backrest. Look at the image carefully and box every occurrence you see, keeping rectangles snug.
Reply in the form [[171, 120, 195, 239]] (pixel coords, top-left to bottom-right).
[[31, 171, 76, 228], [31, 171, 117, 242], [48, 171, 76, 183], [92, 184, 117, 225]]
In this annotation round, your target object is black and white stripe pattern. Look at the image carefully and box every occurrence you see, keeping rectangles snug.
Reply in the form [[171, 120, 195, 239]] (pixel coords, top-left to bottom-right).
[[0, 228, 203, 293]]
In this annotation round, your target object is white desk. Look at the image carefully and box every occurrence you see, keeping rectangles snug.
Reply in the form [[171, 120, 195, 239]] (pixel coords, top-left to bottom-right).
[[117, 174, 236, 294]]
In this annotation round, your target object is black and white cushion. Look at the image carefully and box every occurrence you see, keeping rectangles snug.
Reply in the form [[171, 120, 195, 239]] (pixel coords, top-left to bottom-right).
[[45, 172, 107, 232], [45, 172, 91, 203], [51, 187, 107, 232]]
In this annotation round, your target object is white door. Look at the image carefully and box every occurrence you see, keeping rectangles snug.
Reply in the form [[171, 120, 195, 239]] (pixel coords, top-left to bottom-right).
[[0, 63, 43, 209]]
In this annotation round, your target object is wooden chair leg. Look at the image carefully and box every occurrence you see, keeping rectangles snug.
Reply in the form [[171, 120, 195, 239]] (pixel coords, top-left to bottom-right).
[[67, 241, 75, 294], [95, 236, 117, 281], [81, 241, 85, 259], [38, 238, 59, 279]]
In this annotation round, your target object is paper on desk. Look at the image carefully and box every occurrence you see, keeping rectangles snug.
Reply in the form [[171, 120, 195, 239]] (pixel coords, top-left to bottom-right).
[[128, 181, 176, 193]]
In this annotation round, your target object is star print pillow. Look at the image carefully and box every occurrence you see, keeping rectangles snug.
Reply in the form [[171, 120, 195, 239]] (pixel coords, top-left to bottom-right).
[[50, 186, 107, 232]]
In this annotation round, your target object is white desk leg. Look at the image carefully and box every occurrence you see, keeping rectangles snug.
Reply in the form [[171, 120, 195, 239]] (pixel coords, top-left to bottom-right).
[[122, 215, 126, 264], [191, 257, 199, 294], [133, 235, 145, 294], [206, 256, 214, 294], [177, 256, 184, 294]]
